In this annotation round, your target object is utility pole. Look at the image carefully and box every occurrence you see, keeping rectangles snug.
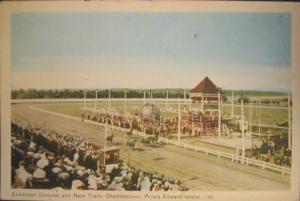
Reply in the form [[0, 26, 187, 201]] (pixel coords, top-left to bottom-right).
[[258, 99, 261, 136], [218, 92, 221, 140], [166, 90, 169, 110], [288, 94, 291, 150], [248, 100, 252, 152], [151, 90, 153, 103], [84, 89, 87, 109], [124, 90, 127, 115], [108, 89, 111, 114], [231, 90, 234, 118], [103, 118, 108, 168], [241, 99, 245, 164], [94, 90, 98, 110], [177, 99, 181, 143]]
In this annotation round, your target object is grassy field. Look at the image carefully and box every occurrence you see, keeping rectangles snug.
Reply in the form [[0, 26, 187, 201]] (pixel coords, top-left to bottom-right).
[[35, 101, 289, 127], [222, 104, 288, 126]]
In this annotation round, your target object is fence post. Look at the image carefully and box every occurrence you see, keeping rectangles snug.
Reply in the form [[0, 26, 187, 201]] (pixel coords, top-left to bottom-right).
[[262, 161, 266, 170]]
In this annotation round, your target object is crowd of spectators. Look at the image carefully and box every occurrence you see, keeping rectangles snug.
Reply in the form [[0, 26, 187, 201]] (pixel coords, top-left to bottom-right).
[[11, 119, 187, 191], [181, 111, 219, 136], [84, 112, 291, 167], [84, 110, 219, 139], [251, 135, 291, 167], [83, 113, 178, 138]]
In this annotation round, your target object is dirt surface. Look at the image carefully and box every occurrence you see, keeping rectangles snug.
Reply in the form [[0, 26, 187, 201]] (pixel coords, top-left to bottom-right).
[[11, 103, 290, 190]]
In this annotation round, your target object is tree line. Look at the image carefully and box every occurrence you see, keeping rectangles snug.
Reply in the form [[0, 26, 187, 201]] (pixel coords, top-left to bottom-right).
[[11, 88, 286, 100], [11, 89, 189, 99]]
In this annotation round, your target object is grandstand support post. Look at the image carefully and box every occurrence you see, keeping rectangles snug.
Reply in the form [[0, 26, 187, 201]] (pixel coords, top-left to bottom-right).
[[288, 94, 291, 150], [231, 90, 234, 118], [191, 116, 194, 136], [178, 99, 181, 143], [124, 90, 127, 116], [259, 99, 261, 136], [84, 89, 87, 109], [108, 89, 111, 114], [241, 99, 245, 164], [201, 95, 204, 113], [94, 90, 98, 110], [218, 92, 221, 140]]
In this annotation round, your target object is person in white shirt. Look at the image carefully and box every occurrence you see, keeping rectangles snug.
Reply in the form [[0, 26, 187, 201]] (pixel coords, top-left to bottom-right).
[[15, 161, 32, 188]]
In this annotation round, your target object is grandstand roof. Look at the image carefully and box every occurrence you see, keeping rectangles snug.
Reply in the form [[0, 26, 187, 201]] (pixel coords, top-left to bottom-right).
[[190, 76, 222, 94]]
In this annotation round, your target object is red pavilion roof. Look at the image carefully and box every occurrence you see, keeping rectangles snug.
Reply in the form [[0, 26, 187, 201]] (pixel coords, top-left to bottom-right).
[[190, 76, 222, 94]]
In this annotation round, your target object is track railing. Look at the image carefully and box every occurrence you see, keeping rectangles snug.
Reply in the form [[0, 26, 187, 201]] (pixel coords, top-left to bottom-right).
[[158, 138, 291, 175], [98, 120, 291, 175], [30, 106, 291, 175]]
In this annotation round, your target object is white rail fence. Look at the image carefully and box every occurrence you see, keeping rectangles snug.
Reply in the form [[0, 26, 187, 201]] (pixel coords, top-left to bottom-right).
[[85, 119, 291, 175], [31, 106, 291, 175], [158, 138, 291, 175]]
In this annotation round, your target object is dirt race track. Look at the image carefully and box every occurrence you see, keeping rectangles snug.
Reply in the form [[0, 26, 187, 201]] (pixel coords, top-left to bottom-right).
[[11, 103, 290, 191]]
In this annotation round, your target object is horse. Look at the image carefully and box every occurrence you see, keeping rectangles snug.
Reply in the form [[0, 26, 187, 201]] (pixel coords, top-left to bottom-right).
[[140, 135, 156, 145], [105, 134, 114, 144], [81, 114, 85, 122], [127, 138, 136, 149]]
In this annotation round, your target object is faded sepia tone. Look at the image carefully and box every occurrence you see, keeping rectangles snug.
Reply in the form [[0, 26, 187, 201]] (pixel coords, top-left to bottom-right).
[[1, 2, 299, 201]]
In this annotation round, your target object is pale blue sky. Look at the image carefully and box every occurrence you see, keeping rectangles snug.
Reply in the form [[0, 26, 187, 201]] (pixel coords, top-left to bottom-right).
[[11, 12, 291, 91]]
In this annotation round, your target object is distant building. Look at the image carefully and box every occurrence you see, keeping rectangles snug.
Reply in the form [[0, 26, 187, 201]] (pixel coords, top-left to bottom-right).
[[189, 76, 222, 102], [181, 76, 223, 136]]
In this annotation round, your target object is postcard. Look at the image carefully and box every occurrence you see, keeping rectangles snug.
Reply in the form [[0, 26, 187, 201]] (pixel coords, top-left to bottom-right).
[[1, 1, 299, 201]]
